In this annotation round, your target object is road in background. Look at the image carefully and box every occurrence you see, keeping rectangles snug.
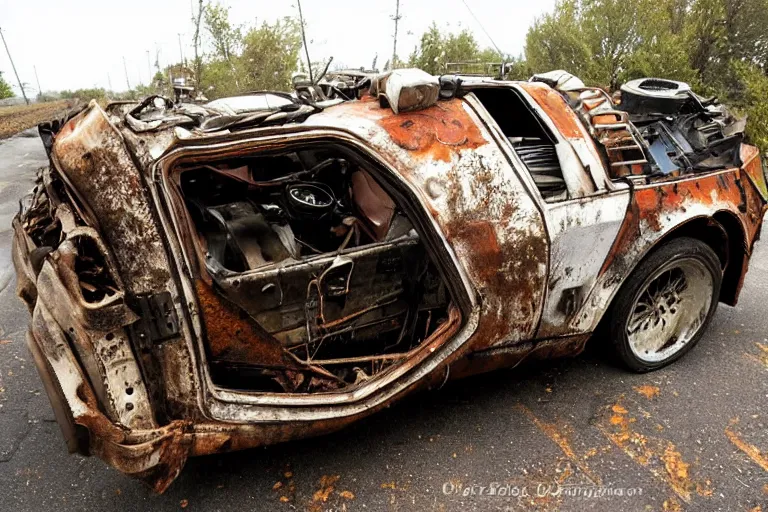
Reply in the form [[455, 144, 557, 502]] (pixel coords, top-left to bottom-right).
[[0, 130, 766, 511]]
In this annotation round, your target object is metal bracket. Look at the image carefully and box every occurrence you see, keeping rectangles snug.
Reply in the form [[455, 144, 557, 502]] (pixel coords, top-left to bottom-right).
[[128, 292, 180, 346]]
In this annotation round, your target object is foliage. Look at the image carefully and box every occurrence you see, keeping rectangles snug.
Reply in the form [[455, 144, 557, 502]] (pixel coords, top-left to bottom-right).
[[729, 61, 768, 151], [59, 88, 107, 102], [0, 72, 13, 99], [525, 0, 698, 88], [204, 2, 243, 62], [407, 24, 502, 75], [239, 18, 303, 92], [523, 0, 768, 152], [194, 3, 303, 99], [0, 72, 14, 99], [501, 57, 533, 80], [525, 0, 593, 81]]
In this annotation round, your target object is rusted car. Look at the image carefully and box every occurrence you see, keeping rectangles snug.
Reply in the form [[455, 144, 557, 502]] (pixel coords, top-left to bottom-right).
[[12, 69, 767, 491]]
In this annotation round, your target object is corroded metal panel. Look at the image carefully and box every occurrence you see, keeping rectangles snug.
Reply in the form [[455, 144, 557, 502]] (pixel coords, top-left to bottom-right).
[[518, 82, 609, 191], [575, 166, 765, 332], [308, 97, 549, 348], [52, 101, 172, 296], [537, 191, 630, 338]]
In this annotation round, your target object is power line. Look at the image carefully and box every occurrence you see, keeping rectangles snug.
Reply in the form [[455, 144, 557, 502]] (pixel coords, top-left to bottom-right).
[[460, 0, 504, 58]]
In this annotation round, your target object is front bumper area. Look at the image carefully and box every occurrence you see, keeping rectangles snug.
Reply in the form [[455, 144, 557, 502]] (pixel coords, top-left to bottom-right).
[[27, 301, 191, 493]]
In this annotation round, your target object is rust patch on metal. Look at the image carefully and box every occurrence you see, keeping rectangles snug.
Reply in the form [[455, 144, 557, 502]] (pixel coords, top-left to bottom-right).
[[376, 100, 487, 162], [600, 170, 753, 280], [446, 221, 503, 282], [519, 83, 583, 139], [449, 219, 547, 350], [195, 280, 298, 369], [448, 334, 589, 380], [741, 144, 768, 199], [51, 102, 171, 295]]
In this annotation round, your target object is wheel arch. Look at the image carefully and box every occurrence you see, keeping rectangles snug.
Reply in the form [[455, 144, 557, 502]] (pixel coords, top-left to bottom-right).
[[711, 210, 748, 305], [609, 212, 745, 310]]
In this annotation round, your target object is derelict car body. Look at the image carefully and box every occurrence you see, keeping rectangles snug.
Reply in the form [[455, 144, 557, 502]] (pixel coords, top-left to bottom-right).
[[12, 70, 768, 490]]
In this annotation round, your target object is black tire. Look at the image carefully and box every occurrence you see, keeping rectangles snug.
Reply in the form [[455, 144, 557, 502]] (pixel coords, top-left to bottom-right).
[[608, 237, 722, 372]]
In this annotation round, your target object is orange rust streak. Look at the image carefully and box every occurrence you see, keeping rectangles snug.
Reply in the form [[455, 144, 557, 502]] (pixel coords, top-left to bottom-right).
[[600, 171, 749, 278], [725, 421, 768, 472], [516, 404, 602, 485], [518, 83, 583, 139], [751, 343, 768, 368], [195, 280, 295, 368], [309, 474, 341, 509], [376, 100, 487, 162], [740, 143, 768, 198]]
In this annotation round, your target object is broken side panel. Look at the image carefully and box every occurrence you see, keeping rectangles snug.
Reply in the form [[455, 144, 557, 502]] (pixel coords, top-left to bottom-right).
[[175, 145, 451, 393]]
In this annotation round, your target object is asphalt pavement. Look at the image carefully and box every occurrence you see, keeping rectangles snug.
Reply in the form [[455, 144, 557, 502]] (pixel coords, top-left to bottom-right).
[[0, 129, 766, 511]]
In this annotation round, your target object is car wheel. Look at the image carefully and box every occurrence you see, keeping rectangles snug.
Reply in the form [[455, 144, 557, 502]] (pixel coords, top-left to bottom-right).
[[609, 237, 722, 372]]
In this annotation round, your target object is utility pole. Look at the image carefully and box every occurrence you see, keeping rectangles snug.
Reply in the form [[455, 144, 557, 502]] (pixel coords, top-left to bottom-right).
[[155, 44, 162, 72], [0, 27, 29, 105], [107, 73, 113, 91], [146, 50, 152, 84], [33, 65, 42, 99], [123, 56, 131, 90], [296, 0, 313, 83], [177, 33, 184, 66], [391, 0, 401, 70]]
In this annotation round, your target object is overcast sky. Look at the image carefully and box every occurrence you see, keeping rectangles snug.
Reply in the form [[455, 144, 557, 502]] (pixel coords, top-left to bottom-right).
[[0, 0, 555, 94]]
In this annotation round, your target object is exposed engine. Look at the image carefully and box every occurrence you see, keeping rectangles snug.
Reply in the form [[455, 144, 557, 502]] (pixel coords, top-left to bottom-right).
[[177, 147, 451, 392], [619, 78, 745, 174], [533, 72, 746, 180]]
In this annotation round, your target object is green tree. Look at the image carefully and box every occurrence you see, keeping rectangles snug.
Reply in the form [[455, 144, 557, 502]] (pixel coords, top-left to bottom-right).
[[525, 0, 593, 81], [200, 1, 245, 96], [522, 0, 768, 153], [525, 0, 697, 88], [204, 2, 243, 62], [240, 17, 302, 91], [408, 24, 501, 75], [724, 61, 768, 151], [59, 88, 107, 102], [581, 0, 648, 88], [622, 0, 699, 86], [0, 71, 13, 99]]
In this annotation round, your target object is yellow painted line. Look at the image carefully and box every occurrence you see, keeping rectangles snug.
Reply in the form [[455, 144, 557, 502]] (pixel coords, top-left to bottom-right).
[[725, 419, 768, 473], [516, 403, 602, 485]]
